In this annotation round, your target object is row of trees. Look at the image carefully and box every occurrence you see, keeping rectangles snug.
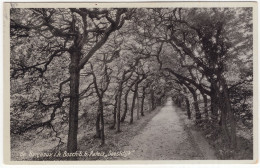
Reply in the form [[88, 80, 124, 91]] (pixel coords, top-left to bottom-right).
[[135, 8, 252, 150], [10, 7, 253, 156], [10, 8, 166, 154]]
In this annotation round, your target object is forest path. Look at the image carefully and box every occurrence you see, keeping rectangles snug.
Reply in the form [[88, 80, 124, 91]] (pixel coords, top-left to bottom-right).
[[123, 98, 217, 160]]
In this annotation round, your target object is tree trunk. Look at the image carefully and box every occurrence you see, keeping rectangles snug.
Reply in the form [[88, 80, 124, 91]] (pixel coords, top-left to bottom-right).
[[116, 82, 123, 132], [95, 113, 101, 138], [177, 98, 180, 107], [130, 82, 138, 124], [99, 100, 105, 145], [67, 50, 80, 153], [137, 91, 140, 120], [193, 96, 201, 120], [188, 87, 201, 120], [140, 87, 146, 116], [110, 94, 118, 129], [221, 77, 237, 149], [185, 97, 191, 119], [210, 84, 219, 122], [220, 101, 230, 137], [121, 87, 131, 122]]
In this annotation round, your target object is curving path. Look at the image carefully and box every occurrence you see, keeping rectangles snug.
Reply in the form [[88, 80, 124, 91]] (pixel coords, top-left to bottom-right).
[[123, 98, 217, 160]]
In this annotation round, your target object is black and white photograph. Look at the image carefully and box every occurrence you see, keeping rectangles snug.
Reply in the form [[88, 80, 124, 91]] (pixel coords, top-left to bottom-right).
[[3, 2, 257, 164]]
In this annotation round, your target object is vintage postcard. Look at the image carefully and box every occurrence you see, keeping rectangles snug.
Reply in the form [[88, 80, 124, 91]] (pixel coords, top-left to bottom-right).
[[3, 1, 258, 164]]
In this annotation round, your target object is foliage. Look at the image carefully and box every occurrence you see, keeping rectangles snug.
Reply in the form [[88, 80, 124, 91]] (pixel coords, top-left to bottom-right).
[[10, 7, 253, 160]]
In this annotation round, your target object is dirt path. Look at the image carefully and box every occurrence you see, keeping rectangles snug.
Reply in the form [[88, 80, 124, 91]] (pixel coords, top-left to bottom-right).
[[123, 98, 217, 160]]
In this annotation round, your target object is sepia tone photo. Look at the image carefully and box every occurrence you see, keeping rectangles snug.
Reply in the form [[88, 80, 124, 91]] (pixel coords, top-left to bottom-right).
[[3, 2, 257, 164]]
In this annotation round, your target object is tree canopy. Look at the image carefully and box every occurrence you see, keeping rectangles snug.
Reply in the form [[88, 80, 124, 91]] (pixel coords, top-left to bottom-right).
[[10, 7, 253, 160]]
